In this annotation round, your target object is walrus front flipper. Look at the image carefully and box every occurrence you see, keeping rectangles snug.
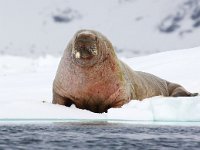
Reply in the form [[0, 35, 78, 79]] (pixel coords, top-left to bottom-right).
[[53, 91, 73, 107], [167, 82, 198, 97]]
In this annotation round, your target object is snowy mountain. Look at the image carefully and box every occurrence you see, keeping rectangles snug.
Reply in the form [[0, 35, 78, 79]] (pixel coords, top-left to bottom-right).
[[0, 0, 200, 58]]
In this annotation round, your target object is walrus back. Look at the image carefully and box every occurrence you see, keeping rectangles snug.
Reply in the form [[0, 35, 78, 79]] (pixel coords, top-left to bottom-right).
[[119, 60, 169, 100]]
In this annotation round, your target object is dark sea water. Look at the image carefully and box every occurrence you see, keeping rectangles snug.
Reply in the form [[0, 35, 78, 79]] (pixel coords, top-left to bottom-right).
[[0, 122, 200, 150]]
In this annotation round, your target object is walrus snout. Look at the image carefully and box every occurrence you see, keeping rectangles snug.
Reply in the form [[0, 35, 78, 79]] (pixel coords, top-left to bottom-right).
[[73, 31, 98, 59]]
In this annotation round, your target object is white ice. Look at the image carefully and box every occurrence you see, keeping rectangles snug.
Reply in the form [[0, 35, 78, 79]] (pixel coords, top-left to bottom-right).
[[0, 47, 200, 123]]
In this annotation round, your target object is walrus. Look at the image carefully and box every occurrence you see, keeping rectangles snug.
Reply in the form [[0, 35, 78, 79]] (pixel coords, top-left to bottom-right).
[[52, 29, 198, 113]]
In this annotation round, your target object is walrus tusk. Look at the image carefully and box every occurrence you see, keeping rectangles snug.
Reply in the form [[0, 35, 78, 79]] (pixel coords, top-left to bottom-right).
[[75, 51, 80, 58]]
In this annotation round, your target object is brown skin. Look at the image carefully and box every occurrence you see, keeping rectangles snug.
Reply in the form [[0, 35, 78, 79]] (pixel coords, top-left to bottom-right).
[[53, 29, 198, 113]]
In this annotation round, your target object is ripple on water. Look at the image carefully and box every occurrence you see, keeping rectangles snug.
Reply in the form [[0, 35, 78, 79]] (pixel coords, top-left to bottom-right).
[[0, 123, 200, 150]]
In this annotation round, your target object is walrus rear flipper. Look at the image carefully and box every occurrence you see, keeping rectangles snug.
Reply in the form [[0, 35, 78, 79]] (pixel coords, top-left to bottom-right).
[[167, 82, 199, 97], [171, 90, 199, 97], [189, 93, 199, 97]]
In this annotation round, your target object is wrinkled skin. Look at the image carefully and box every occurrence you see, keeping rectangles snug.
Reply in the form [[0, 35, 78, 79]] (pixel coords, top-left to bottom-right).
[[53, 29, 198, 113]]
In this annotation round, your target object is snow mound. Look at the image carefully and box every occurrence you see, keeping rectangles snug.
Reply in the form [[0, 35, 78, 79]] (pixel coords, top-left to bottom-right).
[[0, 47, 200, 123], [108, 96, 200, 122]]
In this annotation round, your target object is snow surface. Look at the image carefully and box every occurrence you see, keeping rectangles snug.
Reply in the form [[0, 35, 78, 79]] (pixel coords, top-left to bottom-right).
[[1, 0, 200, 58], [0, 47, 200, 123]]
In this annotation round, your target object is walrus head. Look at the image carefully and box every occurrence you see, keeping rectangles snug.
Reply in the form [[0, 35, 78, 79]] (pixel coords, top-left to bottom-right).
[[70, 29, 114, 67], [74, 30, 98, 59]]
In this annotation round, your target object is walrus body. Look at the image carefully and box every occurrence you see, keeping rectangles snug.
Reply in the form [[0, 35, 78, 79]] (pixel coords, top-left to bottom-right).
[[53, 29, 198, 113]]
